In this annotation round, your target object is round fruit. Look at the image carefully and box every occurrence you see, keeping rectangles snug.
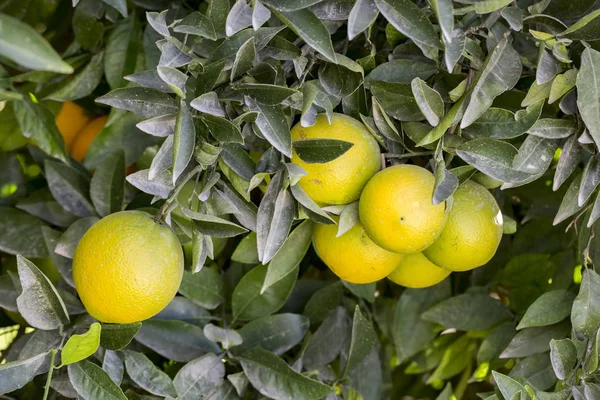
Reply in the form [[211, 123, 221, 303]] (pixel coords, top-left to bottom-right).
[[71, 116, 108, 162], [312, 221, 404, 284], [55, 101, 90, 151], [387, 252, 451, 288], [359, 165, 447, 254], [72, 210, 184, 323], [291, 113, 380, 205], [423, 180, 503, 272]]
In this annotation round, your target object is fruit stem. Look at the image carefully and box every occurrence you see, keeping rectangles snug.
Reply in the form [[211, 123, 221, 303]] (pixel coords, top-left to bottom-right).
[[42, 349, 57, 400], [154, 165, 203, 223]]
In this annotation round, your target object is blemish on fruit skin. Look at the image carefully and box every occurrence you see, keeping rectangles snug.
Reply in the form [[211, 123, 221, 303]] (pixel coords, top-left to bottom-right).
[[310, 179, 322, 185]]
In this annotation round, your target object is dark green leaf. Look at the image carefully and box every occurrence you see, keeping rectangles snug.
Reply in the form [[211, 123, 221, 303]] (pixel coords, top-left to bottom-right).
[[179, 268, 224, 310], [90, 150, 125, 217], [462, 101, 543, 139], [47, 51, 104, 101], [172, 353, 225, 400], [202, 114, 244, 144], [96, 87, 178, 118], [517, 290, 575, 330], [461, 37, 522, 128], [173, 12, 217, 40], [172, 100, 195, 184], [492, 371, 525, 400], [182, 210, 249, 238], [246, 97, 292, 157], [0, 352, 50, 395], [553, 135, 581, 191], [365, 60, 437, 86], [411, 78, 444, 126], [68, 360, 127, 400], [100, 323, 142, 351], [303, 306, 351, 369], [0, 14, 73, 74], [549, 338, 577, 380], [554, 173, 583, 225], [343, 306, 378, 376], [232, 264, 298, 321], [370, 81, 423, 121], [232, 313, 310, 356], [422, 291, 511, 331], [348, 0, 379, 40], [123, 350, 176, 397], [45, 160, 95, 218], [500, 321, 571, 358], [292, 139, 354, 164], [232, 232, 260, 264], [373, 0, 441, 60], [577, 48, 600, 147], [240, 348, 333, 400], [203, 324, 243, 349], [572, 269, 600, 337], [16, 255, 69, 330], [0, 207, 49, 258], [559, 9, 600, 41]]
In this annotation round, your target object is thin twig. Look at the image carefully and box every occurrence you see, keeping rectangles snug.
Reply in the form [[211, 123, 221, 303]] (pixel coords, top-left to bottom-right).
[[384, 151, 434, 159], [154, 165, 203, 223], [42, 349, 57, 400]]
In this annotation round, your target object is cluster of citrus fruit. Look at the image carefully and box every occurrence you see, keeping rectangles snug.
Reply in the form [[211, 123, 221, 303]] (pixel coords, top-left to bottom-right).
[[293, 113, 504, 288], [55, 101, 107, 161]]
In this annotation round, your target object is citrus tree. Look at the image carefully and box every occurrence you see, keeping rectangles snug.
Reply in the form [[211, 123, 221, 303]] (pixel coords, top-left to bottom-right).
[[1, 0, 600, 399]]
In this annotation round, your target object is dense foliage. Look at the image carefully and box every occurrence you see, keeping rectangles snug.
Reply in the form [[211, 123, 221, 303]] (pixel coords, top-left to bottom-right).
[[2, 0, 600, 399]]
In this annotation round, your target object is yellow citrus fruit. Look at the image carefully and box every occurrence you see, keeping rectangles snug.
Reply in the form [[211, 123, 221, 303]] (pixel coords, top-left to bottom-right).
[[55, 101, 91, 151], [359, 165, 447, 254], [73, 211, 184, 323], [291, 113, 380, 205], [423, 180, 503, 272], [312, 220, 404, 284], [387, 252, 451, 288], [71, 116, 108, 162]]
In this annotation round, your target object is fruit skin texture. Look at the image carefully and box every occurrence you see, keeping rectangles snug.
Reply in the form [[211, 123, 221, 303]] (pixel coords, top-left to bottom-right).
[[55, 101, 90, 151], [359, 165, 447, 254], [313, 221, 404, 284], [72, 211, 184, 323], [291, 113, 380, 205], [71, 115, 108, 162], [423, 180, 503, 272], [387, 252, 451, 288]]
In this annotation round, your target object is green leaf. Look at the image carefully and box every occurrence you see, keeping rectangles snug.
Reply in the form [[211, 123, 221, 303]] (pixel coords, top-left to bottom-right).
[[572, 269, 600, 337], [549, 338, 577, 380], [393, 281, 450, 363], [61, 323, 101, 366], [412, 78, 444, 127], [303, 307, 352, 369], [477, 322, 515, 363], [292, 139, 354, 164], [179, 268, 224, 310], [553, 136, 581, 191], [554, 173, 583, 225], [370, 81, 423, 121], [365, 59, 437, 87], [157, 66, 187, 98], [68, 360, 127, 400], [201, 114, 244, 144], [433, 164, 459, 205], [512, 135, 558, 175], [90, 150, 125, 217], [0, 207, 49, 258], [462, 101, 543, 140], [256, 172, 295, 263], [172, 353, 225, 400], [0, 352, 51, 395], [337, 202, 360, 237], [232, 264, 298, 321], [417, 95, 466, 146], [47, 51, 104, 101], [559, 9, 600, 40], [246, 97, 292, 157], [579, 155, 600, 206], [456, 138, 534, 183], [45, 160, 95, 218], [100, 323, 142, 351], [461, 37, 522, 128], [373, 0, 441, 60], [0, 14, 73, 74], [172, 100, 195, 184], [517, 290, 576, 330], [430, 0, 453, 42], [550, 69, 577, 104], [343, 306, 378, 377], [12, 99, 68, 163], [182, 210, 249, 238], [584, 327, 600, 373], [428, 335, 475, 383], [263, 220, 312, 292], [173, 12, 217, 40], [422, 291, 511, 331], [492, 371, 526, 400], [348, 0, 379, 40], [342, 281, 377, 303], [500, 321, 571, 358], [271, 8, 336, 63], [527, 119, 577, 139], [236, 84, 298, 105], [16, 255, 69, 330], [135, 320, 220, 362], [577, 48, 600, 147], [232, 313, 310, 356], [240, 347, 334, 400], [123, 350, 176, 397], [203, 323, 243, 349], [303, 281, 344, 325], [232, 233, 260, 264], [104, 15, 139, 88], [96, 87, 178, 118], [231, 37, 256, 81], [474, 0, 513, 14]]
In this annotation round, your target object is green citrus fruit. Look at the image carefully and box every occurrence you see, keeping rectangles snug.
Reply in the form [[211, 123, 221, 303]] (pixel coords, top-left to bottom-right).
[[387, 252, 451, 288], [73, 210, 184, 323], [359, 165, 447, 253], [313, 220, 404, 284], [423, 180, 503, 271], [291, 113, 380, 205]]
